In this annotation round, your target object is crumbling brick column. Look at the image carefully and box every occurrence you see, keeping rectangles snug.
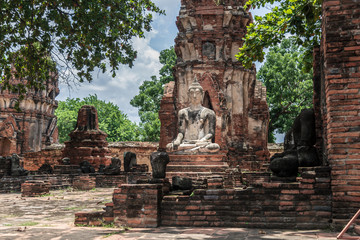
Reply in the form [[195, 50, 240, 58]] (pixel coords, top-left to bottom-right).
[[112, 184, 162, 228], [320, 0, 360, 228]]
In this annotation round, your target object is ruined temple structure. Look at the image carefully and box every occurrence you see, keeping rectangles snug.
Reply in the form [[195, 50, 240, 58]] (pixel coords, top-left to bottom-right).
[[0, 73, 59, 155], [63, 105, 111, 169], [312, 0, 360, 227], [159, 0, 270, 171]]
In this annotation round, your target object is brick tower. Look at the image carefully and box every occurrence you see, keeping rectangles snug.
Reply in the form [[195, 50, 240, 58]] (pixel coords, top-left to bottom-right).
[[159, 0, 270, 170]]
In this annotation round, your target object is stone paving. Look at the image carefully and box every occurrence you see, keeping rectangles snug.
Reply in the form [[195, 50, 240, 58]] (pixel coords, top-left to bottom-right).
[[0, 188, 339, 240]]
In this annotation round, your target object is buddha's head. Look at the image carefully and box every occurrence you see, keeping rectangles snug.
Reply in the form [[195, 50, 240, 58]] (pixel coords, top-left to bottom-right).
[[188, 77, 204, 106]]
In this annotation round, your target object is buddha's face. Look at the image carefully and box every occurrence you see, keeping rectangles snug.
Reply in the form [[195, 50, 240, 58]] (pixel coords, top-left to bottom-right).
[[188, 87, 203, 106]]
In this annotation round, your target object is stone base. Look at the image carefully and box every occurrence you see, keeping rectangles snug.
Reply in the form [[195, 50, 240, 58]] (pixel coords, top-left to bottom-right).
[[166, 153, 229, 181]]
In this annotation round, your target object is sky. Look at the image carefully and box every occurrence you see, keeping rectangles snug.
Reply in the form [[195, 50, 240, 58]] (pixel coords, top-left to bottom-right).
[[57, 0, 273, 127]]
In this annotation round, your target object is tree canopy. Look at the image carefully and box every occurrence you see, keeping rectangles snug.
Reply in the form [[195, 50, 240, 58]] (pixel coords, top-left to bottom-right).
[[55, 94, 139, 143], [257, 38, 313, 142], [130, 47, 176, 141], [236, 0, 321, 72], [0, 0, 164, 96]]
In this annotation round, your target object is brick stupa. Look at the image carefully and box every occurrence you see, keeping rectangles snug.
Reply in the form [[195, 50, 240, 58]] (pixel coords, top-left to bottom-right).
[[63, 105, 111, 169], [159, 0, 270, 173]]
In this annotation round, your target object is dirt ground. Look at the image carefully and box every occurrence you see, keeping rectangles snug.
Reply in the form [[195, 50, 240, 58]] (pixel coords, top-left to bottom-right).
[[0, 188, 338, 240]]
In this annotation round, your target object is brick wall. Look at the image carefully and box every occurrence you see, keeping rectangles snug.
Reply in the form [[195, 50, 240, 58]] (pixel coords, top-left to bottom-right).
[[161, 167, 331, 229], [320, 0, 360, 228], [22, 145, 63, 171], [20, 142, 157, 172]]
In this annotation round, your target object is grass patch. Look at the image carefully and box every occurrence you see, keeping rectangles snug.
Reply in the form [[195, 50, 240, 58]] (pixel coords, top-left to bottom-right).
[[3, 223, 13, 226], [19, 221, 39, 226]]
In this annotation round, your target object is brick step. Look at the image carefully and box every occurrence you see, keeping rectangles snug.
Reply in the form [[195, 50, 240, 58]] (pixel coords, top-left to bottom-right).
[[168, 154, 225, 162], [167, 165, 228, 173], [166, 172, 226, 179], [168, 161, 228, 166]]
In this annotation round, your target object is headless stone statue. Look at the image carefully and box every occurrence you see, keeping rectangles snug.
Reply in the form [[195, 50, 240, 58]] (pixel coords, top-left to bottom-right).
[[167, 78, 220, 153], [270, 108, 321, 177]]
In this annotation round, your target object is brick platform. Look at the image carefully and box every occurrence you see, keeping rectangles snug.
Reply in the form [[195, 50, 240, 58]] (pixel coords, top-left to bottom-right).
[[161, 166, 332, 229], [21, 180, 51, 197]]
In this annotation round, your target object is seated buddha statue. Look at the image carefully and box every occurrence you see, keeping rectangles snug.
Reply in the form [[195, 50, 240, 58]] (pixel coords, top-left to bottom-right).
[[166, 78, 220, 153]]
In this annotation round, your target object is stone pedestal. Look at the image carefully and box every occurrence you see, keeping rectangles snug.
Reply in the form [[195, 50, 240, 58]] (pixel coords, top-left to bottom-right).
[[166, 153, 229, 181], [63, 105, 111, 169]]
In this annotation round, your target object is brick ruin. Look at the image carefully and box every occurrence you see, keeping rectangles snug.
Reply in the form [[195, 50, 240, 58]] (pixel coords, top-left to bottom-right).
[[0, 73, 59, 155], [1, 0, 360, 232], [63, 105, 111, 169], [159, 0, 270, 171]]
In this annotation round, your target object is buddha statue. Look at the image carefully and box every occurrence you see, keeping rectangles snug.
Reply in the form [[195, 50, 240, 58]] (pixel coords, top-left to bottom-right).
[[166, 78, 220, 153]]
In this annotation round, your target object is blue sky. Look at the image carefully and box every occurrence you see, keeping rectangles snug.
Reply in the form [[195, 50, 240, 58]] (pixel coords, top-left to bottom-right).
[[57, 1, 273, 125]]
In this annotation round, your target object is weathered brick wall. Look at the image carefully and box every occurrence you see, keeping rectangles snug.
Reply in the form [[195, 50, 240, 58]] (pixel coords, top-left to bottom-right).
[[320, 0, 360, 228], [21, 142, 157, 172], [22, 145, 63, 171], [162, 166, 331, 229]]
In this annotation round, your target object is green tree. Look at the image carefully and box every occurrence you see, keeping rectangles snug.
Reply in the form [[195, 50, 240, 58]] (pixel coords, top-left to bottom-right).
[[236, 0, 321, 72], [0, 0, 164, 96], [130, 47, 176, 141], [257, 38, 313, 142], [55, 94, 139, 143]]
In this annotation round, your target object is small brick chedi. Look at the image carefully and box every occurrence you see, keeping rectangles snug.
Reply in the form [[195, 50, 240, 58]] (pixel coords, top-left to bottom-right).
[[63, 105, 111, 169], [0, 74, 59, 155], [159, 0, 270, 170]]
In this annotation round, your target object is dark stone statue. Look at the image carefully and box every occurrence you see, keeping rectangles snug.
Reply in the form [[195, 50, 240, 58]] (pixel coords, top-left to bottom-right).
[[79, 161, 95, 174], [172, 176, 193, 190], [0, 156, 11, 177], [9, 154, 28, 176], [98, 164, 105, 173], [103, 157, 121, 175], [123, 152, 136, 172], [270, 109, 321, 177], [150, 152, 170, 178], [38, 163, 54, 174]]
